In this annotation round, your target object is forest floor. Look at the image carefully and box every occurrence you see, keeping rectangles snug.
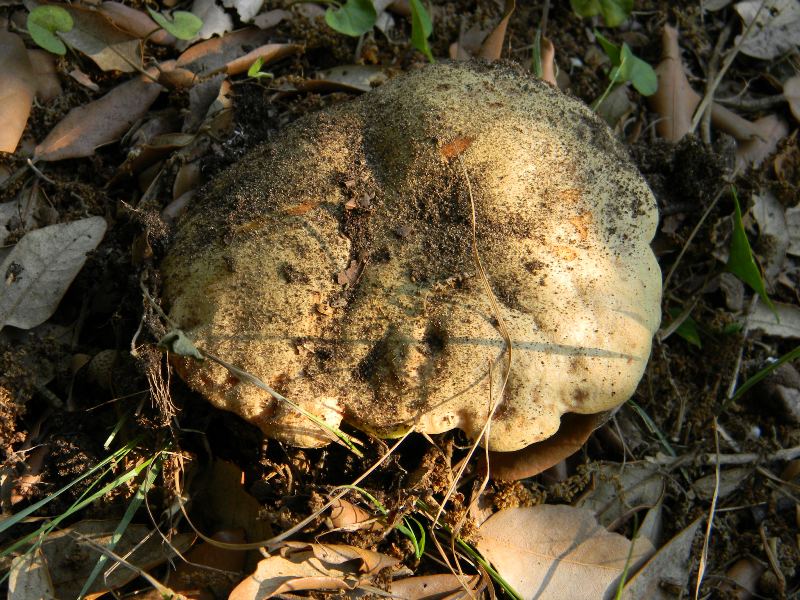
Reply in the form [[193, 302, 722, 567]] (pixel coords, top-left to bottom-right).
[[1, 0, 799, 598]]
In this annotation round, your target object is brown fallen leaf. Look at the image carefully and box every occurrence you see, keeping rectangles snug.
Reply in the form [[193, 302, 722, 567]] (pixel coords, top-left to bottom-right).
[[484, 413, 603, 481], [478, 0, 515, 61], [69, 67, 100, 92], [576, 462, 665, 527], [253, 8, 291, 30], [718, 556, 766, 600], [8, 520, 193, 600], [296, 65, 389, 94], [229, 542, 399, 600], [449, 23, 489, 60], [389, 573, 485, 599], [540, 37, 557, 87], [173, 160, 202, 200], [211, 42, 303, 76], [329, 498, 382, 532], [26, 50, 61, 102], [169, 529, 248, 599], [649, 25, 699, 142], [35, 75, 164, 161], [189, 459, 273, 542], [785, 76, 800, 122], [176, 28, 271, 75], [475, 505, 654, 600], [61, 5, 143, 73], [649, 24, 785, 157], [98, 1, 176, 46], [620, 518, 701, 599], [735, 114, 789, 169], [0, 31, 35, 154]]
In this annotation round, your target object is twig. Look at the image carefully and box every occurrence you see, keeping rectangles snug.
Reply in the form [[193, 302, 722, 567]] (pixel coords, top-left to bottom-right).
[[694, 418, 720, 600], [700, 20, 733, 145], [648, 445, 800, 466], [716, 93, 786, 111]]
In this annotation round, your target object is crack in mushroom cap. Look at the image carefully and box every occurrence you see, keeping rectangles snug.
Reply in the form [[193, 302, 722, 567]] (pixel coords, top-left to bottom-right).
[[161, 61, 662, 451]]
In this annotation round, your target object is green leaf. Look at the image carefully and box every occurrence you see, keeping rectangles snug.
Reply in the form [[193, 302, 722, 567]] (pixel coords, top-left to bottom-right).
[[667, 307, 702, 348], [325, 0, 377, 37], [622, 44, 657, 96], [571, 0, 632, 27], [159, 329, 204, 360], [147, 8, 203, 41], [247, 57, 274, 79], [601, 40, 657, 97], [27, 6, 73, 56], [727, 186, 774, 311], [594, 30, 620, 65], [409, 0, 434, 62]]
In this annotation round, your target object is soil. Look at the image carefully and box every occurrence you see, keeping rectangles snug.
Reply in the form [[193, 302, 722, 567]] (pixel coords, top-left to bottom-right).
[[1, 0, 799, 598]]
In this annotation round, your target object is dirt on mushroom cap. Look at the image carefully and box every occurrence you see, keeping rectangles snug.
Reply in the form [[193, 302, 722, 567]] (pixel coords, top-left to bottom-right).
[[161, 61, 662, 451]]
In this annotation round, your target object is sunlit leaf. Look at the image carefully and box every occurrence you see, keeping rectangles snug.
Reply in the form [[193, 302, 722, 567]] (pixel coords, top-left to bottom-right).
[[324, 0, 377, 37], [27, 6, 73, 55]]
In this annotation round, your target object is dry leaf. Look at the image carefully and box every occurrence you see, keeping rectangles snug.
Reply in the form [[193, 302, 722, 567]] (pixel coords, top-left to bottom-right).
[[734, 0, 800, 60], [35, 75, 164, 161], [0, 31, 35, 153], [176, 28, 271, 75], [98, 2, 176, 46], [69, 67, 100, 92], [169, 529, 247, 599], [61, 6, 143, 72], [735, 114, 789, 168], [222, 0, 262, 22], [216, 43, 302, 76], [719, 556, 765, 599], [173, 160, 202, 200], [475, 505, 654, 600], [188, 0, 234, 43], [540, 37, 557, 87], [0, 217, 107, 331], [282, 541, 399, 574], [253, 9, 291, 29], [10, 520, 193, 600], [785, 76, 800, 122], [389, 573, 484, 599], [620, 518, 701, 599], [746, 301, 800, 338], [298, 65, 389, 93], [576, 462, 665, 526], [478, 0, 515, 61], [229, 542, 399, 599], [26, 50, 61, 102], [8, 548, 54, 600], [329, 498, 382, 531], [484, 413, 603, 481], [0, 185, 41, 245], [751, 190, 789, 282], [440, 136, 474, 159], [190, 459, 273, 541], [449, 23, 489, 60], [649, 25, 699, 142], [693, 467, 751, 501], [787, 205, 800, 256]]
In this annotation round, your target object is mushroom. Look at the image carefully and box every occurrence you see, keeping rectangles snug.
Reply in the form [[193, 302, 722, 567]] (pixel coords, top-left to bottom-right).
[[161, 61, 661, 451]]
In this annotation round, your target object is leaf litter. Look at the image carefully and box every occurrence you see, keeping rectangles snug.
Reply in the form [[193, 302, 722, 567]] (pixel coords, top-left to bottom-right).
[[2, 2, 800, 599]]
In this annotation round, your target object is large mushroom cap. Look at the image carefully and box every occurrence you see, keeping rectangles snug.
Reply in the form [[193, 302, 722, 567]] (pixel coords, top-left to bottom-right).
[[161, 61, 661, 451]]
